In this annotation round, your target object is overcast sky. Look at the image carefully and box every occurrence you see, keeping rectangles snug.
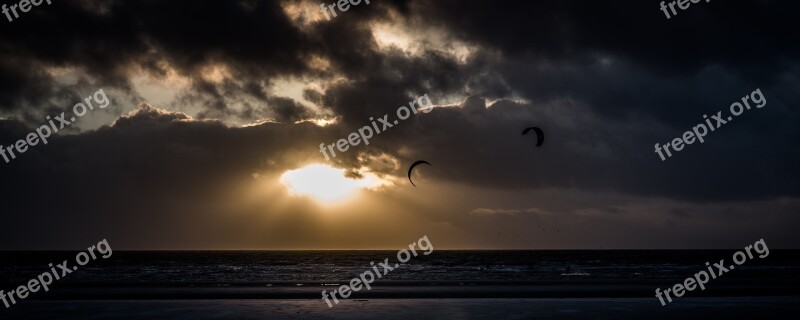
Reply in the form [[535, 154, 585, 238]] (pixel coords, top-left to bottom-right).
[[1, 0, 798, 249]]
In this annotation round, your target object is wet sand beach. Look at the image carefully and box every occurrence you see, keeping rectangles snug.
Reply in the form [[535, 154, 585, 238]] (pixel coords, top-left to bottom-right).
[[4, 297, 799, 320]]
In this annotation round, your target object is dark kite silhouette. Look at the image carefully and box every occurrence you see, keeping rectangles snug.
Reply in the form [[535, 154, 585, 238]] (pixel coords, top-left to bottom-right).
[[407, 160, 431, 187], [522, 127, 544, 146]]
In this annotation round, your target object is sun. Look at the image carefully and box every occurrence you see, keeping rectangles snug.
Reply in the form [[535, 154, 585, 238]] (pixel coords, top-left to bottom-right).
[[279, 164, 385, 204]]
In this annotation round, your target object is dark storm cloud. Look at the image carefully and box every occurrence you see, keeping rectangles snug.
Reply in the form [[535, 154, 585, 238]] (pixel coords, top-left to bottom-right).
[[404, 0, 800, 127], [268, 96, 315, 123], [1, 0, 799, 249], [0, 0, 339, 119], [2, 0, 795, 200], [0, 105, 335, 248], [2, 0, 798, 119], [422, 0, 800, 73], [360, 94, 799, 201], [303, 0, 800, 201]]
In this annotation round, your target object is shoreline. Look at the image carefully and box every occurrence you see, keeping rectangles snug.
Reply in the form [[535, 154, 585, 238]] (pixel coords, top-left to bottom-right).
[[2, 297, 799, 320]]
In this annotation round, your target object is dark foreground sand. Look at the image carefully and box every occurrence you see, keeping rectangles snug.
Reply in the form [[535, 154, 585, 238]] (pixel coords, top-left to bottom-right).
[[2, 297, 799, 320]]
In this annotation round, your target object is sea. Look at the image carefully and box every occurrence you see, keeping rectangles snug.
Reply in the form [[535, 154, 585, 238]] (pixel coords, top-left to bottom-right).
[[2, 250, 798, 284], [1, 250, 798, 319]]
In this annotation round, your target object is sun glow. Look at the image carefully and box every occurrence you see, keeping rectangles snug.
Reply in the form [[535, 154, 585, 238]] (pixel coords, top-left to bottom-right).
[[279, 164, 385, 204]]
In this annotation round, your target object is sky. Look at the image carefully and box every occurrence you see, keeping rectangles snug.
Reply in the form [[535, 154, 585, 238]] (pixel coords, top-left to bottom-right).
[[0, 0, 798, 250]]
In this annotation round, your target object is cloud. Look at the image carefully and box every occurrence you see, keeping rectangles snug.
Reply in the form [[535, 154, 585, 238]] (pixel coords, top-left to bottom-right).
[[470, 207, 549, 216], [1, 0, 799, 249]]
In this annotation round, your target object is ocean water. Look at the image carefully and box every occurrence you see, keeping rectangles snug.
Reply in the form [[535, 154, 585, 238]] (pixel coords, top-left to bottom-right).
[[2, 251, 799, 319], [2, 250, 798, 285]]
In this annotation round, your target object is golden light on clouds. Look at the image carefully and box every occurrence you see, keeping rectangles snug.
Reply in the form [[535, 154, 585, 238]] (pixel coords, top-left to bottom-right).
[[279, 164, 387, 204], [370, 22, 479, 63], [295, 117, 338, 127], [281, 0, 328, 28], [372, 23, 413, 52], [200, 64, 232, 83], [307, 54, 331, 71]]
